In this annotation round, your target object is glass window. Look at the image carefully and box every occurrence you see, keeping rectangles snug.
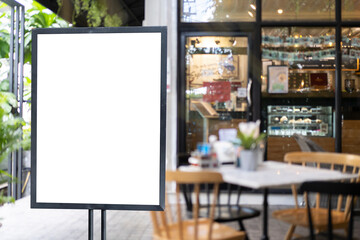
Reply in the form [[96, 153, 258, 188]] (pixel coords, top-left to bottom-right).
[[262, 0, 335, 22], [180, 0, 256, 23], [184, 36, 248, 153], [342, 0, 360, 21], [261, 27, 336, 95], [261, 27, 336, 161], [341, 27, 360, 155]]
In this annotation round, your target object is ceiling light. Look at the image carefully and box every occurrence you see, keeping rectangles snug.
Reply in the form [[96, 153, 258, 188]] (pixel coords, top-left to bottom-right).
[[250, 4, 256, 10], [248, 11, 254, 17], [277, 9, 283, 14]]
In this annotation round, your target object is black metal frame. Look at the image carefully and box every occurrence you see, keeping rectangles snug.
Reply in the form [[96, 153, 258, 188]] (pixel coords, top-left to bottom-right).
[[31, 26, 167, 211], [177, 0, 360, 159], [1, 0, 25, 200]]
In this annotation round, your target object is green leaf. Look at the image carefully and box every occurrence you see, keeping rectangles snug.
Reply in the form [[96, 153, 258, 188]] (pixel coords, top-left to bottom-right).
[[0, 80, 9, 91], [0, 38, 9, 58], [237, 129, 267, 150], [0, 190, 15, 205]]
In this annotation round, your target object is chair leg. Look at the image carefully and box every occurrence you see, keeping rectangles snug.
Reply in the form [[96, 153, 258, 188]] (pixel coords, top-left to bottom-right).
[[285, 225, 296, 240], [238, 220, 249, 240], [344, 226, 348, 237]]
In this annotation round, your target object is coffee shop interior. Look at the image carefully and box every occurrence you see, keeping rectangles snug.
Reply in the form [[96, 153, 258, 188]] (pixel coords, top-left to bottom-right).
[[1, 0, 360, 239], [178, 0, 360, 165]]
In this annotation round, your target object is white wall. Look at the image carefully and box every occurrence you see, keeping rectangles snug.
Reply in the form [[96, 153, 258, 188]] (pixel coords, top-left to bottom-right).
[[143, 0, 178, 171]]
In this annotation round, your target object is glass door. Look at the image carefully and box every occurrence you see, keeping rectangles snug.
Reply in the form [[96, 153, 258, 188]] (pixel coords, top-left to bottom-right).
[[183, 34, 251, 155]]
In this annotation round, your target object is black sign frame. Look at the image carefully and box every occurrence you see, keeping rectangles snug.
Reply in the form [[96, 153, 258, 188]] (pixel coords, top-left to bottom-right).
[[31, 27, 167, 211]]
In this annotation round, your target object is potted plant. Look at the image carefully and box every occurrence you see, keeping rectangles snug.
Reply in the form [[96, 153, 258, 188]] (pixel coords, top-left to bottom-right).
[[236, 120, 266, 171]]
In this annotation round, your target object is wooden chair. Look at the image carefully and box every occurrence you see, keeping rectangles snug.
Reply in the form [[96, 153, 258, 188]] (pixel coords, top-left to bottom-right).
[[272, 152, 360, 240], [298, 181, 360, 240], [150, 170, 246, 240]]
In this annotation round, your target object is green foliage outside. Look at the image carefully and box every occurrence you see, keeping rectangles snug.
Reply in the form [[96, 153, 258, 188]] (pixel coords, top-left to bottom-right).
[[63, 0, 122, 27], [0, 87, 28, 205], [0, 1, 69, 206]]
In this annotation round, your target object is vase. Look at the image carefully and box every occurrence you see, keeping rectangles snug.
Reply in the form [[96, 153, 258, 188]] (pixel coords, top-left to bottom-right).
[[238, 149, 263, 171]]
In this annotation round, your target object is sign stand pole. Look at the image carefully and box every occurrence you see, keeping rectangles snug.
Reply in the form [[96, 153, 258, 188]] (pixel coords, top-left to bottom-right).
[[88, 209, 106, 240], [101, 210, 106, 240], [88, 209, 94, 240]]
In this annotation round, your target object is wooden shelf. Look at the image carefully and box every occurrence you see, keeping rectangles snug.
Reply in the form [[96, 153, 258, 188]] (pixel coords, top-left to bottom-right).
[[262, 92, 360, 98], [269, 123, 322, 127], [262, 92, 334, 98], [268, 112, 328, 116]]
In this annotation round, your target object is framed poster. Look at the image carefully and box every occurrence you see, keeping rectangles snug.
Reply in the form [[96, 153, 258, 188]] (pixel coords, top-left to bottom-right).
[[267, 65, 289, 93], [310, 73, 328, 90], [31, 27, 167, 211]]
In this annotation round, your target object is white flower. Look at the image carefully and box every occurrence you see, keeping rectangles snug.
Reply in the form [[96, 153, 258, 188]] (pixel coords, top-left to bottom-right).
[[238, 120, 260, 138]]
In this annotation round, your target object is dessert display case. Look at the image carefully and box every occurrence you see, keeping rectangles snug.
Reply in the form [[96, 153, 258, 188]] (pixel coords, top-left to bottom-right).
[[267, 105, 333, 137]]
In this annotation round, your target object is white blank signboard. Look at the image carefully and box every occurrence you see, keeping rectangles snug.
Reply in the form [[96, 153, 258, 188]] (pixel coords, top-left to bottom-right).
[[31, 27, 166, 210]]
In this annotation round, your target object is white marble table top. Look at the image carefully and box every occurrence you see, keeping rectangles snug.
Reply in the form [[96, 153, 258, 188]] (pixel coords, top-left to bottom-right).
[[181, 161, 358, 189]]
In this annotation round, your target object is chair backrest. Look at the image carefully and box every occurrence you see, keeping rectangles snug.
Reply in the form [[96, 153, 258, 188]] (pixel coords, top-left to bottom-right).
[[150, 170, 224, 240], [284, 152, 360, 212], [299, 181, 360, 240]]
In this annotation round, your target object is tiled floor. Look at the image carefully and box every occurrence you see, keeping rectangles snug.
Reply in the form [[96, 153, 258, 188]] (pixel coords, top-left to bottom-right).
[[0, 196, 359, 240]]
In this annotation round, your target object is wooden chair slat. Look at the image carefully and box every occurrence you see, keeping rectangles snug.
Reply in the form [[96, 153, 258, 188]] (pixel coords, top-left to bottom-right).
[[150, 212, 160, 236], [160, 211, 170, 239], [176, 183, 183, 240], [165, 191, 173, 224], [291, 185, 299, 209], [194, 183, 200, 240]]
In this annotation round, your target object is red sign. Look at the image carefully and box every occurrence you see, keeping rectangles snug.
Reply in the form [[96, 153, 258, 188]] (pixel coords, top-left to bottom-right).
[[203, 81, 231, 102]]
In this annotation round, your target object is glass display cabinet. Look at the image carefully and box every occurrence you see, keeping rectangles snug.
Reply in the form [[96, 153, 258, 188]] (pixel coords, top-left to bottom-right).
[[267, 105, 333, 137]]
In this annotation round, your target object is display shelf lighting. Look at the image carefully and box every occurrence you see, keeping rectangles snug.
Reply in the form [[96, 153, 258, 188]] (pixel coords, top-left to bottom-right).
[[248, 11, 254, 17], [277, 9, 283, 14], [250, 4, 256, 10]]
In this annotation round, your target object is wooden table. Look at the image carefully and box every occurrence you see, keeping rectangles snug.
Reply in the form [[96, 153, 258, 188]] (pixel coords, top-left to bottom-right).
[[181, 161, 358, 240]]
